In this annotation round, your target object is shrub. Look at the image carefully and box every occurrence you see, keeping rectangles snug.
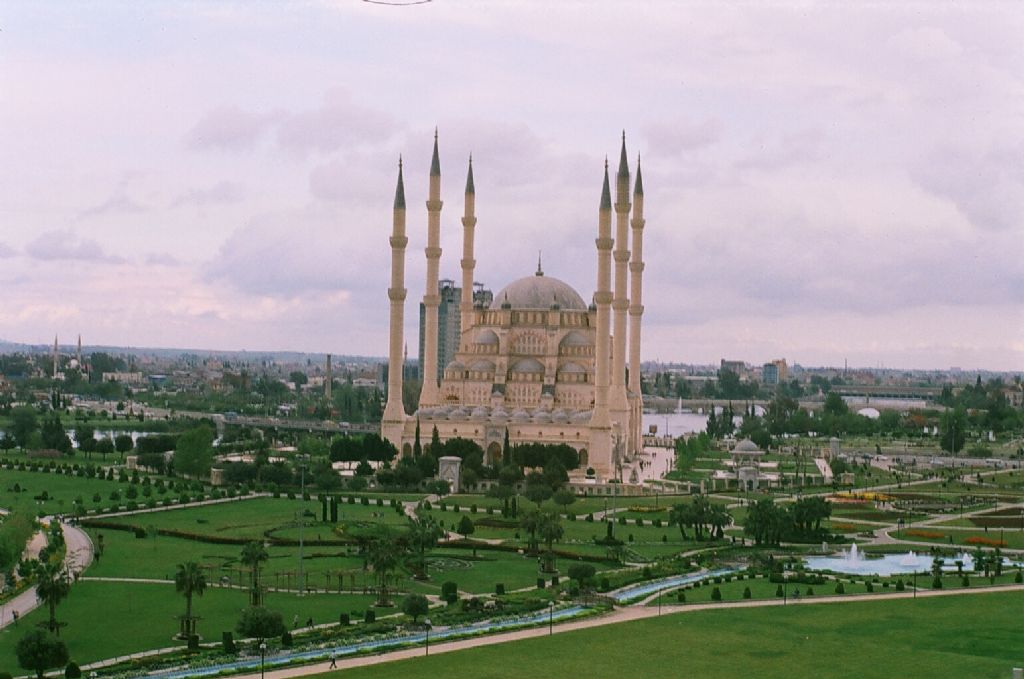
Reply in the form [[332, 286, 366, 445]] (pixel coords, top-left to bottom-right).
[[961, 576, 970, 587], [340, 613, 350, 625], [364, 610, 376, 623], [471, 504, 478, 513], [710, 586, 722, 601], [222, 631, 236, 652], [932, 577, 942, 589], [742, 586, 751, 599], [281, 631, 292, 647], [537, 578, 546, 590], [834, 582, 845, 594], [600, 577, 610, 591], [676, 591, 686, 603], [65, 662, 82, 679], [187, 634, 199, 650], [865, 582, 873, 592], [1015, 570, 1022, 584], [895, 579, 905, 591], [441, 581, 458, 604], [806, 587, 814, 596], [495, 583, 505, 595]]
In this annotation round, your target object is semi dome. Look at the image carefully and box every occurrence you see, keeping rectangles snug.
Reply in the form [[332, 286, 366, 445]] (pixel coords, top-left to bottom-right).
[[490, 272, 587, 311], [734, 439, 761, 452]]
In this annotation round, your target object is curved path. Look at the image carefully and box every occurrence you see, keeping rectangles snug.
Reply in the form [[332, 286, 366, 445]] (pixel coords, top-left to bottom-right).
[[227, 583, 1024, 679], [0, 520, 94, 629]]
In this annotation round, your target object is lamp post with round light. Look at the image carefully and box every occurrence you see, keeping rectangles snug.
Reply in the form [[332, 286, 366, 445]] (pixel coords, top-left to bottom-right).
[[424, 617, 431, 656], [548, 600, 554, 635], [259, 642, 267, 679]]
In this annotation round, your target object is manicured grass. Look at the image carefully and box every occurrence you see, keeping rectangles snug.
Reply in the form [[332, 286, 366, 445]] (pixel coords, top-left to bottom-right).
[[102, 496, 409, 541], [0, 468, 153, 516], [0, 581, 379, 668], [311, 590, 1024, 679]]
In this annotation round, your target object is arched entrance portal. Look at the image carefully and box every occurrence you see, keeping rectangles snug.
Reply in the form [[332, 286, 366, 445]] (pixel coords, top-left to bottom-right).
[[485, 441, 502, 466], [578, 449, 588, 468]]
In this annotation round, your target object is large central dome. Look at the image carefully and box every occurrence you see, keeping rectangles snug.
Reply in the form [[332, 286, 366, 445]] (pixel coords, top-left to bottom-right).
[[490, 271, 587, 311]]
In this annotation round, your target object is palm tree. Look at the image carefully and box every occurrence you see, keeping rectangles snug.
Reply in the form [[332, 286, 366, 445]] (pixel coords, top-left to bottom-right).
[[241, 541, 269, 606], [33, 559, 71, 636], [407, 513, 442, 579], [708, 505, 731, 540], [175, 561, 207, 639], [538, 511, 564, 573], [520, 509, 543, 554], [367, 528, 403, 606]]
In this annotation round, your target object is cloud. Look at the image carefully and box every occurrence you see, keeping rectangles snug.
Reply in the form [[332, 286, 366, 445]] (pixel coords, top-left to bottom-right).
[[737, 129, 825, 171], [888, 26, 963, 61], [25, 230, 125, 264], [643, 119, 722, 155], [170, 181, 245, 208], [275, 89, 399, 155], [145, 252, 181, 266], [78, 192, 147, 219], [911, 143, 1024, 233], [185, 105, 276, 151], [0, 242, 16, 258]]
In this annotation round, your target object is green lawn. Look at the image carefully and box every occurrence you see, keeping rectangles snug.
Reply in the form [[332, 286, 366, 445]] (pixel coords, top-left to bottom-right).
[[312, 590, 1024, 679], [0, 581, 379, 668], [0, 468, 154, 516]]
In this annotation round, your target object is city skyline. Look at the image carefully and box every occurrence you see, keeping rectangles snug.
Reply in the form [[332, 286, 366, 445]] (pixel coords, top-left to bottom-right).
[[1, 2, 1021, 371]]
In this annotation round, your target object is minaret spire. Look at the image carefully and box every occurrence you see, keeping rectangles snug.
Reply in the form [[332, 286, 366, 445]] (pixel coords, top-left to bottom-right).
[[382, 156, 410, 450], [628, 153, 647, 454], [590, 159, 614, 478], [419, 130, 444, 407], [459, 154, 478, 345], [536, 251, 543, 276], [610, 133, 632, 450], [53, 334, 59, 378]]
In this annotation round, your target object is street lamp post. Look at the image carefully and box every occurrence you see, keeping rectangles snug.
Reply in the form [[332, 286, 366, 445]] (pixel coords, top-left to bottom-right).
[[259, 642, 267, 679], [897, 518, 904, 540], [549, 601, 554, 635], [297, 454, 309, 596], [424, 618, 431, 656]]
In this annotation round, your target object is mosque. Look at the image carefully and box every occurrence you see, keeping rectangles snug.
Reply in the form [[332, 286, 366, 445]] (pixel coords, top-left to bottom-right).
[[381, 132, 648, 480]]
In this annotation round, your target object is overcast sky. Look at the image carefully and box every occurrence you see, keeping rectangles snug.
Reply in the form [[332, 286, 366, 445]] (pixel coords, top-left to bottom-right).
[[1, 1, 1021, 371]]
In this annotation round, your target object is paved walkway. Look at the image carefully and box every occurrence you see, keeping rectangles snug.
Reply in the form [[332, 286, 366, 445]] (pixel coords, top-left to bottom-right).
[[0, 520, 94, 630], [228, 583, 1024, 679]]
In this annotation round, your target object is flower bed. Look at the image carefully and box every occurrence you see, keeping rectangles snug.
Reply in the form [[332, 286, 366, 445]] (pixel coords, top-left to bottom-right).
[[964, 536, 1006, 547], [905, 529, 944, 539]]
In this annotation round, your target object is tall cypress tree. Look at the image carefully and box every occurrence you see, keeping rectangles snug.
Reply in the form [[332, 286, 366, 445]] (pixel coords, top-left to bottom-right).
[[413, 419, 422, 457]]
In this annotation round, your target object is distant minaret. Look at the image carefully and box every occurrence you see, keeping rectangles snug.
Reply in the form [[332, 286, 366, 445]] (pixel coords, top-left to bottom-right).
[[381, 157, 409, 450], [628, 156, 646, 453], [459, 156, 477, 342], [53, 335, 59, 377], [419, 130, 443, 408], [610, 133, 632, 448], [590, 160, 614, 477], [76, 334, 82, 366], [325, 354, 333, 401]]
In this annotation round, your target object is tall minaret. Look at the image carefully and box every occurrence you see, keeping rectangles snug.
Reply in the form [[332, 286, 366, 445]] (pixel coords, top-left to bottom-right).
[[628, 157, 646, 452], [418, 130, 443, 408], [459, 156, 477, 342], [381, 158, 409, 450], [52, 335, 59, 377], [589, 161, 614, 477], [610, 133, 632, 446], [76, 334, 82, 366], [325, 354, 333, 402]]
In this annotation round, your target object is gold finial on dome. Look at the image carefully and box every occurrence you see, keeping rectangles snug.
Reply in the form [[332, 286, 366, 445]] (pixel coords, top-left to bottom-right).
[[536, 251, 543, 276]]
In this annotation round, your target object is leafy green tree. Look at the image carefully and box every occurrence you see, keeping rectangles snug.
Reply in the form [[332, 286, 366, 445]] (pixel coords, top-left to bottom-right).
[[10, 406, 38, 449], [523, 472, 553, 506], [235, 606, 285, 644], [457, 515, 475, 537], [552, 489, 576, 514], [401, 593, 430, 623], [114, 434, 134, 456], [823, 393, 849, 416], [16, 629, 69, 679], [567, 563, 595, 587], [174, 426, 215, 477], [74, 425, 95, 457], [39, 414, 71, 454], [175, 561, 207, 639], [241, 541, 269, 606], [940, 407, 967, 454]]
